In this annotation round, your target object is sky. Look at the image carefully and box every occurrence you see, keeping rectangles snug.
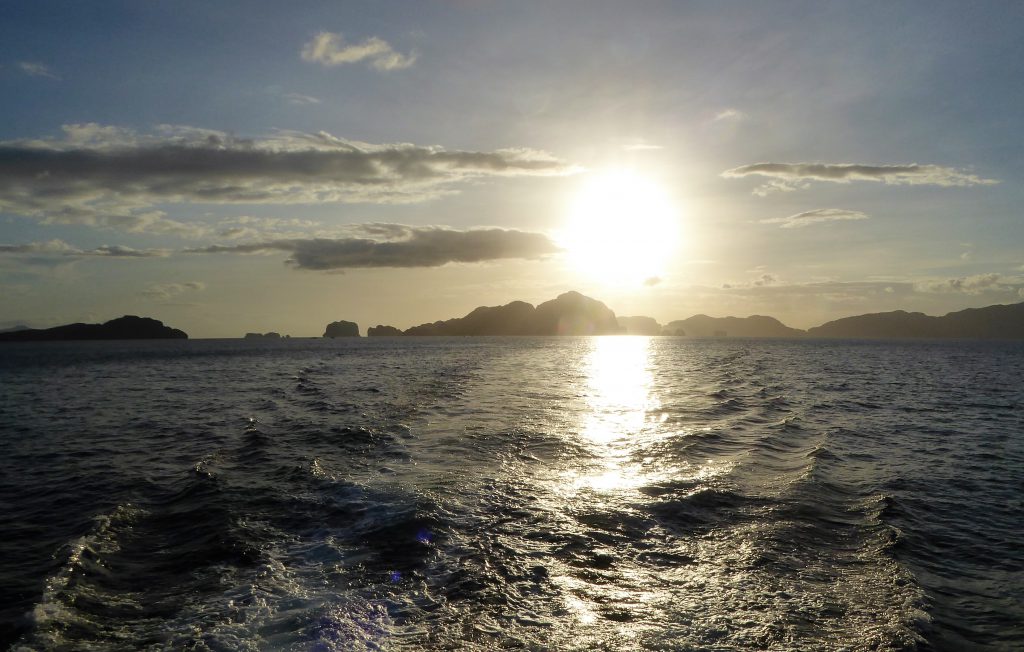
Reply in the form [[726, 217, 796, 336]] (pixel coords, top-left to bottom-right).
[[1, 0, 1023, 337]]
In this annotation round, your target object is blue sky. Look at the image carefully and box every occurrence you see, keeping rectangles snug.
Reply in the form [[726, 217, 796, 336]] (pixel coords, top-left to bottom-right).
[[2, 1, 1022, 336]]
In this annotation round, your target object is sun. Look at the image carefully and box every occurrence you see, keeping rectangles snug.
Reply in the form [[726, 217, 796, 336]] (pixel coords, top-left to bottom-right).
[[558, 169, 681, 286]]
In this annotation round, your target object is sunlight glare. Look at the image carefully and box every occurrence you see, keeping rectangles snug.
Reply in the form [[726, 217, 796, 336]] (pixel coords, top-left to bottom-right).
[[565, 337, 666, 493], [560, 169, 681, 286], [579, 336, 656, 445]]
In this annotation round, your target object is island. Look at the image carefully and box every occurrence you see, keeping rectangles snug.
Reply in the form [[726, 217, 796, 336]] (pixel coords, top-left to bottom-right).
[[663, 315, 805, 338], [617, 316, 663, 336], [403, 291, 621, 336], [807, 302, 1024, 339], [0, 316, 188, 341], [349, 296, 1024, 340], [367, 325, 403, 337], [10, 297, 1022, 342], [323, 320, 360, 338]]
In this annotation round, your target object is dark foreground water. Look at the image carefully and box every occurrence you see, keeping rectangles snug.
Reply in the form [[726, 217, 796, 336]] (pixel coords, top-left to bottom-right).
[[0, 337, 1021, 651]]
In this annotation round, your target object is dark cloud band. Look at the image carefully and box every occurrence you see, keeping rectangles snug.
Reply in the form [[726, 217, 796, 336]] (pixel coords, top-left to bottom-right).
[[0, 125, 576, 233], [185, 225, 560, 271], [0, 240, 166, 257]]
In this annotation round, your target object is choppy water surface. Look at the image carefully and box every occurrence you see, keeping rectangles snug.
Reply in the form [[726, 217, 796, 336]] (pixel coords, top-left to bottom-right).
[[1, 337, 1021, 651]]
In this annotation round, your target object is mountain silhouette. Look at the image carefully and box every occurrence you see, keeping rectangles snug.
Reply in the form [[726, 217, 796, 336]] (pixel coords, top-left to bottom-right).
[[323, 321, 360, 338], [807, 302, 1024, 339], [663, 314, 804, 338], [0, 316, 187, 341], [617, 316, 663, 335], [367, 325, 403, 336], [404, 291, 621, 336]]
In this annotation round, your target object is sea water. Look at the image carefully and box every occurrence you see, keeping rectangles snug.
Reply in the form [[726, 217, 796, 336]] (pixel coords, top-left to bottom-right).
[[0, 337, 1021, 651]]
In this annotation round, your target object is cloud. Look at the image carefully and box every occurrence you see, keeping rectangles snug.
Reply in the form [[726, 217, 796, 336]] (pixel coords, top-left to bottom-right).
[[0, 124, 575, 234], [283, 92, 321, 105], [0, 239, 167, 258], [18, 61, 60, 80], [141, 281, 206, 301], [914, 273, 1009, 295], [86, 244, 167, 258], [705, 280, 926, 312], [714, 277, 1024, 304], [750, 179, 808, 197], [185, 225, 559, 271], [723, 162, 998, 195], [722, 272, 778, 290], [713, 108, 747, 122], [215, 215, 324, 240], [759, 208, 869, 229], [0, 239, 76, 255], [301, 32, 416, 71]]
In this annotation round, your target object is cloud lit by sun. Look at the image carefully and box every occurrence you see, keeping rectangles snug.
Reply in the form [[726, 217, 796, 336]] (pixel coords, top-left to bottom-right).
[[558, 169, 683, 287]]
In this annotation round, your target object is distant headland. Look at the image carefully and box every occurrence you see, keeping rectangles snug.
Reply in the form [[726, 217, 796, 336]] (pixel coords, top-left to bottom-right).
[[806, 302, 1024, 339], [351, 292, 1024, 340], [0, 316, 187, 341], [400, 291, 620, 336], [6, 293, 1023, 342]]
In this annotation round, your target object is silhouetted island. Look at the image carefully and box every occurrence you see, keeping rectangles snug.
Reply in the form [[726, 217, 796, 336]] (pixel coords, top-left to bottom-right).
[[323, 321, 360, 338], [807, 302, 1024, 339], [244, 332, 282, 339], [663, 315, 804, 338], [368, 295, 1024, 339], [617, 316, 663, 335], [368, 325, 403, 337], [404, 291, 621, 336], [0, 316, 188, 341]]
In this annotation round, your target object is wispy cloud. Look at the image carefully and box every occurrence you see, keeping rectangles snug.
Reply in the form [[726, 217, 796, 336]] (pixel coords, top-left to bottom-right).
[[759, 208, 869, 229], [0, 124, 576, 234], [185, 225, 559, 271], [713, 276, 1024, 303], [713, 108, 746, 122], [914, 273, 1012, 295], [18, 61, 60, 80], [723, 162, 999, 195], [283, 92, 321, 105], [301, 32, 416, 71], [85, 244, 168, 257], [0, 239, 167, 258], [721, 272, 779, 289], [264, 87, 322, 106], [141, 281, 205, 301], [215, 215, 323, 240]]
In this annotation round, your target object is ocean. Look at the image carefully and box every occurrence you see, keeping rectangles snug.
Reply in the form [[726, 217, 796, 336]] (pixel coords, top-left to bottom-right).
[[0, 337, 1021, 651]]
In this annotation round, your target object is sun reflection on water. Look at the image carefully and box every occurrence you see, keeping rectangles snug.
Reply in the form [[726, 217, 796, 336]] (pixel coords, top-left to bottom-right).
[[567, 337, 669, 493], [579, 336, 658, 445]]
